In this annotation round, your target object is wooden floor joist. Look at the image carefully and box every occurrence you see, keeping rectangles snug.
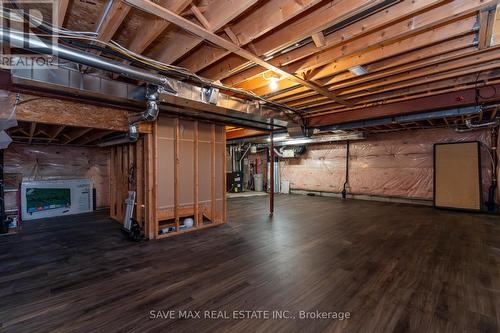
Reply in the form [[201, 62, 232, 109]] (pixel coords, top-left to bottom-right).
[[125, 0, 353, 107]]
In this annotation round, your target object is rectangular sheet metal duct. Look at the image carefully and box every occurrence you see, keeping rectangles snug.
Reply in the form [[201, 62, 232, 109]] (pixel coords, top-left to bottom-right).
[[7, 65, 287, 131]]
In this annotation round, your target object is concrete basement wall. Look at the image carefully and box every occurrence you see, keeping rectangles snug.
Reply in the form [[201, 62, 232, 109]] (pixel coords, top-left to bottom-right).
[[4, 144, 110, 209], [280, 128, 495, 204]]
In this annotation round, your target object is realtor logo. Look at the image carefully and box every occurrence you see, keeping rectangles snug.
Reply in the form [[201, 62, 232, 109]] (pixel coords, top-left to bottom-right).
[[0, 0, 58, 68]]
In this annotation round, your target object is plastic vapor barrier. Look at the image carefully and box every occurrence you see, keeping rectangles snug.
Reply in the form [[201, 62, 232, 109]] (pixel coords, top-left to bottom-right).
[[4, 144, 110, 209], [280, 128, 494, 202], [0, 90, 18, 149]]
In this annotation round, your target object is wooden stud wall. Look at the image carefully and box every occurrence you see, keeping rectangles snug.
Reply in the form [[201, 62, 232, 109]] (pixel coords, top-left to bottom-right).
[[156, 116, 226, 239], [109, 133, 156, 239], [109, 116, 226, 240]]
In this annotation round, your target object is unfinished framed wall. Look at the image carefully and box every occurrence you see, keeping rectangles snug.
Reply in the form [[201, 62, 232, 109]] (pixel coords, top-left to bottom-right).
[[156, 116, 226, 239], [109, 116, 226, 240], [109, 134, 155, 237]]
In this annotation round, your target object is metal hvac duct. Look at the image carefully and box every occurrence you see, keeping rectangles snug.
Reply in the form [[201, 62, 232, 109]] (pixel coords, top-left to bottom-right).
[[0, 28, 176, 93]]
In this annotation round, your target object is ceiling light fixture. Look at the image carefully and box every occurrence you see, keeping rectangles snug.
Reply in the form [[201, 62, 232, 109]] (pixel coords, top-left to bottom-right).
[[348, 65, 368, 76], [269, 77, 279, 91]]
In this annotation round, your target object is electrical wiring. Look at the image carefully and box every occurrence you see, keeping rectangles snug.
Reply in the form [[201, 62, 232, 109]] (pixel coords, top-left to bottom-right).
[[2, 3, 305, 119]]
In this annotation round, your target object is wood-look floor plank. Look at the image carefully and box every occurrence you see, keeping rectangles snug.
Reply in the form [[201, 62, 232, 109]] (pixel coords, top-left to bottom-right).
[[0, 195, 499, 332]]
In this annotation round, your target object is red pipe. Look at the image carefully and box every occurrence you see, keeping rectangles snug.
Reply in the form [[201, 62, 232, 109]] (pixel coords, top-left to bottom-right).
[[270, 127, 274, 216]]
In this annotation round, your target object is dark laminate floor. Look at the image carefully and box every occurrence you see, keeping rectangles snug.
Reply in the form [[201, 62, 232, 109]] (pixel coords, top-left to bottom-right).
[[1, 195, 500, 333]]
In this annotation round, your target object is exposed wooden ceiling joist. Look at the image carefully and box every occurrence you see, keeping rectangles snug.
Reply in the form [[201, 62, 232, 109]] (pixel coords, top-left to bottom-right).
[[177, 0, 325, 73], [150, 0, 261, 64], [264, 36, 475, 100], [95, 1, 132, 43], [201, 0, 445, 83], [125, 0, 193, 56], [284, 45, 500, 108], [62, 127, 93, 145], [230, 0, 489, 91], [125, 0, 353, 106], [307, 83, 500, 126], [57, 0, 70, 27]]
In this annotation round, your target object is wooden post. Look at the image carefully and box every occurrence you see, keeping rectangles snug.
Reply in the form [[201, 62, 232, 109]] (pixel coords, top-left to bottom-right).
[[269, 125, 274, 216]]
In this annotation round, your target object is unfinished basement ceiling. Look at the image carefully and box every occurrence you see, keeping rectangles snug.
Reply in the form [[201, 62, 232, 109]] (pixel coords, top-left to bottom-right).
[[8, 0, 498, 131]]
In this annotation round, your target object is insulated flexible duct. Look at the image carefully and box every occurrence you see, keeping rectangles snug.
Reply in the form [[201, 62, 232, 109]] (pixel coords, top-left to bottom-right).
[[0, 28, 177, 93]]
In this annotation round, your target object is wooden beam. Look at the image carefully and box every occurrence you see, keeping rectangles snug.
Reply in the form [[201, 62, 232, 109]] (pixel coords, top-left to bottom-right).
[[234, 15, 477, 93], [493, 5, 500, 45], [77, 129, 114, 145], [150, 0, 260, 65], [266, 36, 475, 101], [47, 125, 65, 143], [210, 124, 215, 223], [190, 5, 211, 30], [125, 0, 193, 56], [96, 1, 132, 43], [178, 0, 324, 72], [311, 31, 326, 48], [288, 46, 500, 108], [62, 127, 93, 145], [200, 0, 444, 81], [286, 1, 487, 76], [224, 27, 240, 46], [228, 0, 486, 89], [57, 0, 70, 27], [28, 122, 36, 144], [226, 128, 267, 139], [478, 6, 497, 49], [125, 0, 352, 106], [194, 121, 199, 227], [300, 65, 500, 111], [304, 78, 500, 117], [174, 118, 180, 231], [307, 83, 500, 126], [15, 95, 136, 132]]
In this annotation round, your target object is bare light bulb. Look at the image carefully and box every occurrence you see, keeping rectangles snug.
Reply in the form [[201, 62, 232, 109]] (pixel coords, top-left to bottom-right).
[[269, 77, 279, 91]]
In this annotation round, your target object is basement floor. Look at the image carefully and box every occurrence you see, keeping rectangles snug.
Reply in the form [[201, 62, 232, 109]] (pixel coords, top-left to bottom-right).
[[1, 195, 500, 332]]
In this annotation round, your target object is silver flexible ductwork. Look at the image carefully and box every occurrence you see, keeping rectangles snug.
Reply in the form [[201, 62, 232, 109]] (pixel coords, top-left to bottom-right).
[[0, 28, 177, 93], [97, 123, 139, 147], [98, 85, 160, 147]]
